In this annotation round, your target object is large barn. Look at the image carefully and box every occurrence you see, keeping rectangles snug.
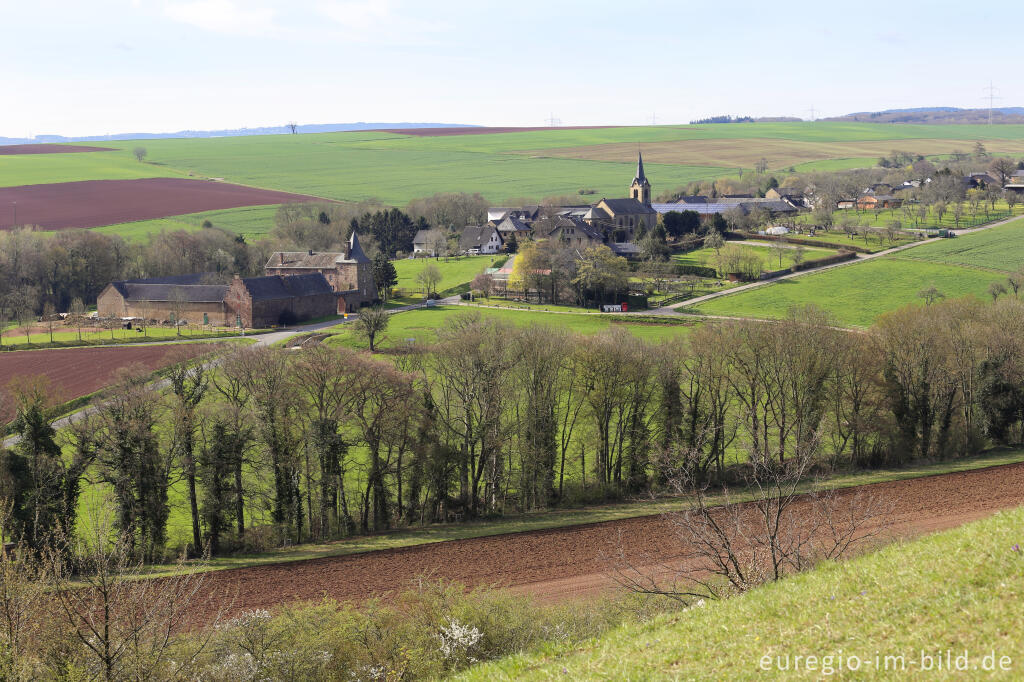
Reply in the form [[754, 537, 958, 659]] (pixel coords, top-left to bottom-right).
[[96, 272, 337, 328]]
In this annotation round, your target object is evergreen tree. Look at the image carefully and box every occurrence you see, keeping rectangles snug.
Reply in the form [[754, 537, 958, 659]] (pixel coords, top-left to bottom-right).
[[371, 253, 398, 301]]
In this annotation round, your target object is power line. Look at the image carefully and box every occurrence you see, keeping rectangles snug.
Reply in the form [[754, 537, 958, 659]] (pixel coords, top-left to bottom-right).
[[805, 105, 816, 122], [982, 82, 1002, 125], [545, 112, 561, 127]]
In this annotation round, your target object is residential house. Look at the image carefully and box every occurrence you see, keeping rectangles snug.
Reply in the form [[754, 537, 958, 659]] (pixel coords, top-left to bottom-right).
[[412, 229, 445, 257], [765, 187, 807, 208], [459, 224, 504, 254]]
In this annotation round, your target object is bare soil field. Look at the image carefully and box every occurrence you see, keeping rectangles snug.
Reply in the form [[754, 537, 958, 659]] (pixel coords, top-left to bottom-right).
[[0, 344, 180, 422], [0, 144, 115, 155], [380, 125, 619, 136], [522, 137, 1024, 169], [191, 461, 1024, 626], [0, 178, 326, 230]]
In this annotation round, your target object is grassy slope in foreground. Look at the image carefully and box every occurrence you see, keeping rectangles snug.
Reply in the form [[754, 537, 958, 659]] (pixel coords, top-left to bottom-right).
[[459, 504, 1024, 681], [136, 448, 1024, 579]]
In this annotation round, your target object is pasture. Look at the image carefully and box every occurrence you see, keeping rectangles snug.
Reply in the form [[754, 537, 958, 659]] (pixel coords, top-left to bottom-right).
[[692, 256, 1001, 327], [899, 215, 1024, 272], [323, 305, 699, 350], [391, 255, 498, 301], [674, 240, 840, 270]]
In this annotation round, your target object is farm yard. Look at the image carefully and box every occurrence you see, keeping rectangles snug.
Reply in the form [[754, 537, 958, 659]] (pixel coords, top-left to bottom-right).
[[0, 178, 323, 230]]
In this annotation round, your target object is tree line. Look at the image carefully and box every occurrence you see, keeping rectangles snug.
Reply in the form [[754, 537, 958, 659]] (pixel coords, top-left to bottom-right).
[[4, 294, 1024, 560]]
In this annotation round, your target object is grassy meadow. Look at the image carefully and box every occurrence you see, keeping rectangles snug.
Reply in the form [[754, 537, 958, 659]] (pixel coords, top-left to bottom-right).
[[323, 305, 700, 350], [674, 240, 840, 270], [459, 503, 1024, 681], [391, 255, 498, 301], [693, 257, 1000, 327], [693, 216, 1024, 327]]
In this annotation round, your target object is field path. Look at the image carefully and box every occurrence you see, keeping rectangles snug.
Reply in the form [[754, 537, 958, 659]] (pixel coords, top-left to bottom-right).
[[186, 460, 1024, 626], [650, 212, 1024, 314]]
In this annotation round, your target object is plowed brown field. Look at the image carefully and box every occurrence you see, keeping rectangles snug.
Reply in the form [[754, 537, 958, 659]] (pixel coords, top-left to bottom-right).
[[0, 345, 180, 421], [191, 461, 1024, 626], [0, 178, 326, 230], [0, 144, 115, 155]]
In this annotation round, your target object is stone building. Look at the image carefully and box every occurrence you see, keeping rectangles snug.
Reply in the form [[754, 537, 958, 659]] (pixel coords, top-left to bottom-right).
[[223, 273, 337, 327], [264, 231, 379, 312], [97, 272, 338, 328]]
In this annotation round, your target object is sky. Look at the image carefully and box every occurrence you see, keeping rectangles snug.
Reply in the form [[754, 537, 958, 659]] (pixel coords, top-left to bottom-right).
[[3, 0, 1019, 138]]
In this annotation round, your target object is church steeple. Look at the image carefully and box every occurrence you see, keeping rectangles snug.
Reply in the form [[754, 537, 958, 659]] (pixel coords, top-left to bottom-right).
[[630, 151, 651, 205]]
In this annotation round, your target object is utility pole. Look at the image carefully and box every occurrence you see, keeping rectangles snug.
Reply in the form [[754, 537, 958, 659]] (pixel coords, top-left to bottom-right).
[[650, 112, 657, 125], [806, 105, 816, 122], [545, 112, 561, 127], [982, 82, 1001, 125]]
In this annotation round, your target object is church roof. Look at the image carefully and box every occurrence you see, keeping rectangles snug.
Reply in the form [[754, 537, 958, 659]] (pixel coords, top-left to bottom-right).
[[598, 197, 656, 215], [632, 151, 649, 186]]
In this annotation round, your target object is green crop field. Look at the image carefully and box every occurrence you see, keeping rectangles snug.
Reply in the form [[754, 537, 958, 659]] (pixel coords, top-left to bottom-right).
[[0, 149, 175, 187], [796, 200, 1024, 232], [459, 503, 1024, 681], [90, 204, 282, 241], [693, 257, 1001, 327], [9, 122, 1024, 239]]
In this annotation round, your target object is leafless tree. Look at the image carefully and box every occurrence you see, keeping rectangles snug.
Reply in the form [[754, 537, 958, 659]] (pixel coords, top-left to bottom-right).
[[287, 122, 298, 135], [355, 306, 389, 352], [610, 455, 893, 603], [46, 506, 224, 681], [132, 146, 147, 162]]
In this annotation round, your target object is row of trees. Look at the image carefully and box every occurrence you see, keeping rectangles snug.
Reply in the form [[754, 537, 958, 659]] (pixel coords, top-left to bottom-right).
[[6, 295, 1024, 560]]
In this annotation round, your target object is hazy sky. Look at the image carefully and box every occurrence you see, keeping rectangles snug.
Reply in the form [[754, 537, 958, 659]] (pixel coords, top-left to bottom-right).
[[3, 0, 1018, 137]]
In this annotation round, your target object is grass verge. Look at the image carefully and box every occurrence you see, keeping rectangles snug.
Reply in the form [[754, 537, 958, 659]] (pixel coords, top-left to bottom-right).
[[457, 504, 1024, 680]]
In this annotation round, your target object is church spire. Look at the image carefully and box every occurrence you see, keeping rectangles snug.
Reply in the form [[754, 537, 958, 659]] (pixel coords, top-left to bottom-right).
[[634, 151, 647, 185], [630, 150, 651, 204]]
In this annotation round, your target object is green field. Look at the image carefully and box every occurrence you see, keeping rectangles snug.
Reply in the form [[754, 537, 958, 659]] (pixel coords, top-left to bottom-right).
[[391, 255, 498, 301], [323, 305, 699, 350], [693, 257, 1001, 327], [0, 149, 174, 187], [460, 502, 1024, 681], [674, 240, 839, 270], [901, 215, 1024, 272], [797, 200, 1024, 232], [90, 204, 281, 241], [8, 121, 1024, 241], [694, 217, 1024, 326]]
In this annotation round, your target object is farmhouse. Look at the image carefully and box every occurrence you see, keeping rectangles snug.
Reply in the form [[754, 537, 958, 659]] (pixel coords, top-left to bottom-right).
[[412, 228, 445, 256], [856, 194, 902, 210], [97, 272, 338, 328], [264, 231, 379, 311]]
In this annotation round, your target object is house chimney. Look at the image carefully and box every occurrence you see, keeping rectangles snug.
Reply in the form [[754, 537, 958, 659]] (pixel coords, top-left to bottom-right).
[[278, 252, 285, 265], [308, 249, 314, 256]]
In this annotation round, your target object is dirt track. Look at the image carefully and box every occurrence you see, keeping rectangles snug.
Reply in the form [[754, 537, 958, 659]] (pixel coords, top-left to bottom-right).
[[192, 462, 1024, 625], [0, 178, 325, 230]]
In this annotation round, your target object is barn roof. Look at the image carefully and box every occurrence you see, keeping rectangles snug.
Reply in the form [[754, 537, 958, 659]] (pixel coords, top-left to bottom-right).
[[111, 281, 229, 303], [239, 273, 334, 301]]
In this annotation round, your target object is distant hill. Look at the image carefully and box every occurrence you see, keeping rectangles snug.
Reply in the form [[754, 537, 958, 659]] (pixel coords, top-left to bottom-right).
[[0, 122, 477, 146], [826, 107, 1024, 124]]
